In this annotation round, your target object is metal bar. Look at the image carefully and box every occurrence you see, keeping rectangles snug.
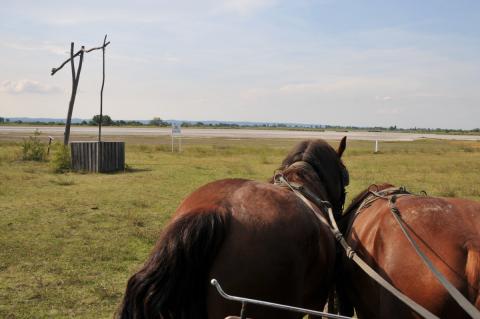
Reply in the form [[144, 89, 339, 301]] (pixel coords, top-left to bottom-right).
[[210, 279, 352, 319], [240, 301, 247, 319]]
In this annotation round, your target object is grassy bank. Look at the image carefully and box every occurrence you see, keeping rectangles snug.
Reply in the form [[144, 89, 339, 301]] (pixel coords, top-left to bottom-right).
[[1, 138, 479, 318]]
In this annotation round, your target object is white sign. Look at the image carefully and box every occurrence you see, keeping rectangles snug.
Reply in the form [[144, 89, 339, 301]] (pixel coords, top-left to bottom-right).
[[172, 123, 182, 135], [171, 123, 182, 152]]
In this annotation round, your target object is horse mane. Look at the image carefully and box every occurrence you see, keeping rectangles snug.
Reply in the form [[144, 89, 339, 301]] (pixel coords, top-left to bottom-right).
[[339, 183, 395, 228], [279, 139, 336, 169], [274, 139, 348, 214], [269, 139, 335, 184]]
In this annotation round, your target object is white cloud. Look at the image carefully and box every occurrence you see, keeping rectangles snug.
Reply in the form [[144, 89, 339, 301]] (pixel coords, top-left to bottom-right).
[[215, 0, 277, 15], [0, 80, 63, 95], [279, 77, 397, 94], [160, 54, 181, 64], [109, 53, 151, 64], [375, 95, 393, 101], [376, 107, 402, 115], [2, 41, 67, 56]]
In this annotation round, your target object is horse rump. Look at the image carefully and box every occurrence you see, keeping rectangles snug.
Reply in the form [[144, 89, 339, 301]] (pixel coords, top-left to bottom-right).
[[117, 208, 231, 319]]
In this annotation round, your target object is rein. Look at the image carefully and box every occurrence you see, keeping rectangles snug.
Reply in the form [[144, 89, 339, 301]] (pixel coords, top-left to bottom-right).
[[274, 169, 441, 319], [275, 174, 332, 228], [351, 187, 480, 317], [353, 188, 480, 318], [388, 195, 480, 319], [274, 160, 340, 222]]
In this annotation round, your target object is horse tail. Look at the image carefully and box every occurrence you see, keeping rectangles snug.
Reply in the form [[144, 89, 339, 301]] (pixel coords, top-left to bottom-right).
[[116, 208, 231, 319], [335, 278, 355, 316], [465, 242, 480, 308], [334, 252, 355, 317]]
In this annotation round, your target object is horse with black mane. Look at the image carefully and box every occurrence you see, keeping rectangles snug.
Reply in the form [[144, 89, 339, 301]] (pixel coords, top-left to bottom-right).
[[336, 183, 480, 318], [118, 137, 349, 319]]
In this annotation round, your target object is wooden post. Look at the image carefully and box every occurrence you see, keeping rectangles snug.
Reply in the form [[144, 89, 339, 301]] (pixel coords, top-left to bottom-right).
[[99, 34, 107, 143], [64, 43, 85, 146], [51, 38, 110, 146], [47, 136, 54, 155]]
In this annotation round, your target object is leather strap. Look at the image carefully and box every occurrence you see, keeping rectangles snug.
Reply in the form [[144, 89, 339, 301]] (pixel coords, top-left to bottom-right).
[[389, 196, 480, 319], [327, 207, 440, 319], [275, 175, 440, 319]]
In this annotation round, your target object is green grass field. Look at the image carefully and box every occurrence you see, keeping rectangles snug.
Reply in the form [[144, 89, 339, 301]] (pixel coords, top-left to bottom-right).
[[1, 137, 480, 318]]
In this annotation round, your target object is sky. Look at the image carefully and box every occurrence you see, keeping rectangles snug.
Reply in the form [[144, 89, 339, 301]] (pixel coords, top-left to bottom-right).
[[0, 0, 479, 129]]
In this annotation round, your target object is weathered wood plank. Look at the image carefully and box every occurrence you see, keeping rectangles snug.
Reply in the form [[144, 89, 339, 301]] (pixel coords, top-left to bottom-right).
[[70, 141, 124, 173]]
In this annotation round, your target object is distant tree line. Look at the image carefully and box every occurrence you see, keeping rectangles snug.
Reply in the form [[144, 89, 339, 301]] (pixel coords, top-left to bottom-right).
[[1, 115, 480, 134], [149, 117, 168, 126], [77, 115, 167, 126], [77, 115, 145, 126]]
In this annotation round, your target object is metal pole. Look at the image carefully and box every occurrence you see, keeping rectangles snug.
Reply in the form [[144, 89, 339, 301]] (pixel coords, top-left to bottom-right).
[[240, 301, 247, 319], [210, 279, 352, 319]]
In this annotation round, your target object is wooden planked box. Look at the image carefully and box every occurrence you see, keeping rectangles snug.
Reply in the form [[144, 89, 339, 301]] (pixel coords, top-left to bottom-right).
[[70, 141, 125, 172]]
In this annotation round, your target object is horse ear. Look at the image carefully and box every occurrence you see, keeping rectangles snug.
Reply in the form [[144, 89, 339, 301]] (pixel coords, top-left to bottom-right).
[[338, 136, 347, 158]]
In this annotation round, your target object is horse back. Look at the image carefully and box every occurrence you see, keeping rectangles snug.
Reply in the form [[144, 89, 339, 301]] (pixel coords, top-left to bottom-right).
[[344, 195, 480, 318], [175, 178, 336, 318]]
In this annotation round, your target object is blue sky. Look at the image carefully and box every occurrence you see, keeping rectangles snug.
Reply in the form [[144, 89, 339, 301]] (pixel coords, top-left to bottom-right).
[[1, 0, 479, 129]]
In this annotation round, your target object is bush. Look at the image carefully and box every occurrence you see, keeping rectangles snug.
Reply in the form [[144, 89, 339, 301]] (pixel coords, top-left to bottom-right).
[[90, 114, 113, 126], [52, 145, 71, 173], [21, 130, 47, 161]]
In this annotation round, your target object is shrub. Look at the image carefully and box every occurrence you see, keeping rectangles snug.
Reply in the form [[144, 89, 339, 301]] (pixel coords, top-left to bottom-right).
[[50, 176, 75, 186], [52, 145, 71, 173], [21, 130, 47, 161], [461, 146, 475, 153]]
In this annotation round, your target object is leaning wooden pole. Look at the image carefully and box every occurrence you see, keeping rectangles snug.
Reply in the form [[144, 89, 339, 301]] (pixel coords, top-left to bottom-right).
[[58, 43, 85, 146], [64, 46, 84, 145], [51, 38, 110, 146], [98, 34, 107, 142], [64, 42, 76, 145]]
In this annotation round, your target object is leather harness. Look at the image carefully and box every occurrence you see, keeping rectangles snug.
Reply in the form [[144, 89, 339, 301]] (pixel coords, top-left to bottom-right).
[[274, 162, 480, 319]]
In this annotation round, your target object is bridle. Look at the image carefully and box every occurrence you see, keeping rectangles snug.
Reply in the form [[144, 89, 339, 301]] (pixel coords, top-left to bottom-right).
[[274, 159, 348, 219]]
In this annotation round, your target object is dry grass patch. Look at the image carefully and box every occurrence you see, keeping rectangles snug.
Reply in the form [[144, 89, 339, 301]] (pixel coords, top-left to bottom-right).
[[0, 138, 479, 318]]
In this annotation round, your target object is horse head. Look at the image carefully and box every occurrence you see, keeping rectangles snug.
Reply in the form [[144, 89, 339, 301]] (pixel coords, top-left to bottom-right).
[[277, 137, 349, 217]]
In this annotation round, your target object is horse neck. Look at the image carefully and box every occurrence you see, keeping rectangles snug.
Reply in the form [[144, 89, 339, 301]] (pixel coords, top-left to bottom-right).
[[339, 183, 394, 231], [343, 189, 369, 217], [337, 189, 369, 232]]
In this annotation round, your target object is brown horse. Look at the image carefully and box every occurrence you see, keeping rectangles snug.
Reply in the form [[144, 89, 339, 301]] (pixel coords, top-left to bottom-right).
[[337, 183, 480, 318], [117, 138, 349, 319]]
